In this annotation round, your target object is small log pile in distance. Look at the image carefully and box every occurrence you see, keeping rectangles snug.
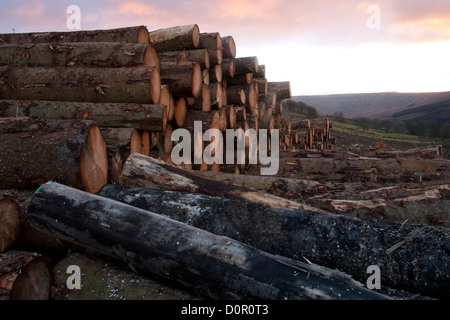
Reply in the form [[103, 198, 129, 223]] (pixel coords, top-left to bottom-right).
[[0, 25, 448, 301]]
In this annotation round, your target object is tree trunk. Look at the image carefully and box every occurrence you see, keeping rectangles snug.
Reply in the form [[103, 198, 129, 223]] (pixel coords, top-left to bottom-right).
[[268, 81, 292, 100], [0, 100, 165, 131], [226, 86, 246, 105], [198, 32, 222, 50], [0, 26, 150, 44], [221, 58, 235, 78], [207, 48, 223, 66], [209, 82, 223, 109], [0, 197, 21, 253], [233, 56, 259, 75], [0, 66, 161, 104], [0, 117, 108, 193], [0, 250, 52, 300], [0, 42, 159, 68], [99, 127, 143, 183], [99, 181, 450, 300], [209, 64, 222, 83], [173, 97, 188, 127], [119, 153, 310, 210], [221, 36, 236, 59], [149, 24, 200, 52], [26, 181, 389, 300], [187, 84, 211, 112], [254, 64, 266, 78], [159, 49, 210, 70], [159, 61, 202, 98]]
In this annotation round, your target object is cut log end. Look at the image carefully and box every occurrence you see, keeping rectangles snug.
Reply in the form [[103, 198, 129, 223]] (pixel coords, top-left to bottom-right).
[[192, 24, 200, 48], [143, 45, 160, 68], [191, 62, 203, 98], [0, 198, 21, 253], [79, 124, 108, 194], [149, 67, 161, 104], [174, 97, 187, 127], [137, 26, 150, 44], [0, 251, 52, 300]]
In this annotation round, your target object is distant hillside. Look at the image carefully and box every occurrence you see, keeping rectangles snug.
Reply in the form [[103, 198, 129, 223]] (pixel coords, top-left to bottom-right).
[[292, 91, 450, 120], [391, 98, 450, 124]]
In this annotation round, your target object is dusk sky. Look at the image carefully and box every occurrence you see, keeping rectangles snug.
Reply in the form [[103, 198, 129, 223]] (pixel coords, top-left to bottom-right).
[[1, 0, 449, 95]]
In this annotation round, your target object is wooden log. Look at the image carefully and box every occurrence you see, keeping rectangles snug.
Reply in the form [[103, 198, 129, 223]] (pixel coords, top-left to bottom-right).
[[259, 114, 275, 134], [149, 24, 200, 52], [159, 85, 174, 122], [0, 65, 161, 104], [264, 90, 277, 108], [100, 127, 142, 183], [227, 73, 253, 86], [173, 97, 188, 127], [0, 250, 52, 300], [207, 48, 223, 66], [0, 100, 165, 132], [159, 49, 209, 69], [209, 64, 222, 83], [187, 84, 211, 112], [182, 110, 221, 132], [202, 68, 210, 85], [117, 161, 450, 299], [226, 86, 246, 105], [268, 81, 292, 100], [120, 153, 304, 210], [0, 26, 150, 44], [0, 117, 107, 193], [198, 32, 222, 50], [254, 64, 266, 78], [159, 61, 202, 98], [233, 56, 259, 75], [221, 58, 235, 78], [0, 42, 159, 68], [209, 82, 223, 109], [27, 181, 389, 300], [0, 198, 21, 253], [254, 78, 268, 97], [221, 36, 236, 59]]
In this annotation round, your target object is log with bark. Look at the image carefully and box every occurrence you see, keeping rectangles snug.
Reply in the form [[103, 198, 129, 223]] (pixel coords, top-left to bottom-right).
[[0, 117, 108, 193], [0, 197, 21, 253], [0, 250, 52, 300], [149, 24, 200, 52], [0, 26, 150, 44], [0, 65, 161, 104], [0, 42, 159, 68], [0, 100, 166, 132], [159, 61, 202, 98], [221, 36, 236, 59], [268, 81, 292, 100], [159, 49, 210, 70], [233, 56, 259, 75], [221, 58, 235, 78], [26, 181, 389, 300], [198, 32, 222, 50], [187, 84, 211, 112], [99, 179, 450, 299]]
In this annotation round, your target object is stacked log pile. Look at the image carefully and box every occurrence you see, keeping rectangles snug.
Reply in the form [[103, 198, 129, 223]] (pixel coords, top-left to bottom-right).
[[0, 25, 448, 301]]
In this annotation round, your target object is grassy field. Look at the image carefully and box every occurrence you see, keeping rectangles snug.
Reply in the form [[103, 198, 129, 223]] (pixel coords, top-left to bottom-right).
[[332, 121, 450, 149]]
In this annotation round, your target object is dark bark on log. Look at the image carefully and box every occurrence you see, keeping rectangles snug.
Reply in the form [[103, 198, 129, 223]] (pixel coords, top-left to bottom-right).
[[198, 32, 222, 50], [26, 181, 389, 300], [149, 24, 200, 52], [209, 64, 222, 83], [0, 100, 165, 131], [233, 56, 259, 75], [159, 61, 202, 98], [0, 66, 161, 104], [221, 58, 235, 78], [99, 181, 450, 299], [0, 118, 108, 193], [187, 84, 211, 112], [0, 250, 52, 300], [221, 36, 236, 59], [268, 81, 292, 100], [0, 26, 150, 44], [0, 42, 159, 68], [254, 65, 266, 78]]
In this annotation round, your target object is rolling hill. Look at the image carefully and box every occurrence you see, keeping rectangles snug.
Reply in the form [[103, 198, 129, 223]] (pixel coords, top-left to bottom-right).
[[293, 91, 450, 121]]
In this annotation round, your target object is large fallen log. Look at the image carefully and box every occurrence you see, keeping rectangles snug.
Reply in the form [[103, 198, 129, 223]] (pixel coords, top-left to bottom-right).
[[119, 153, 308, 210], [0, 100, 165, 132], [0, 65, 161, 104], [0, 42, 159, 68], [115, 154, 450, 299], [26, 181, 389, 300], [0, 117, 108, 193], [0, 26, 150, 44], [159, 61, 202, 98], [0, 250, 52, 300]]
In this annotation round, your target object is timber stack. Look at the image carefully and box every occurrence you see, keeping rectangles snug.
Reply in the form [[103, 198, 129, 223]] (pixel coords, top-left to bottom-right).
[[1, 25, 448, 301]]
